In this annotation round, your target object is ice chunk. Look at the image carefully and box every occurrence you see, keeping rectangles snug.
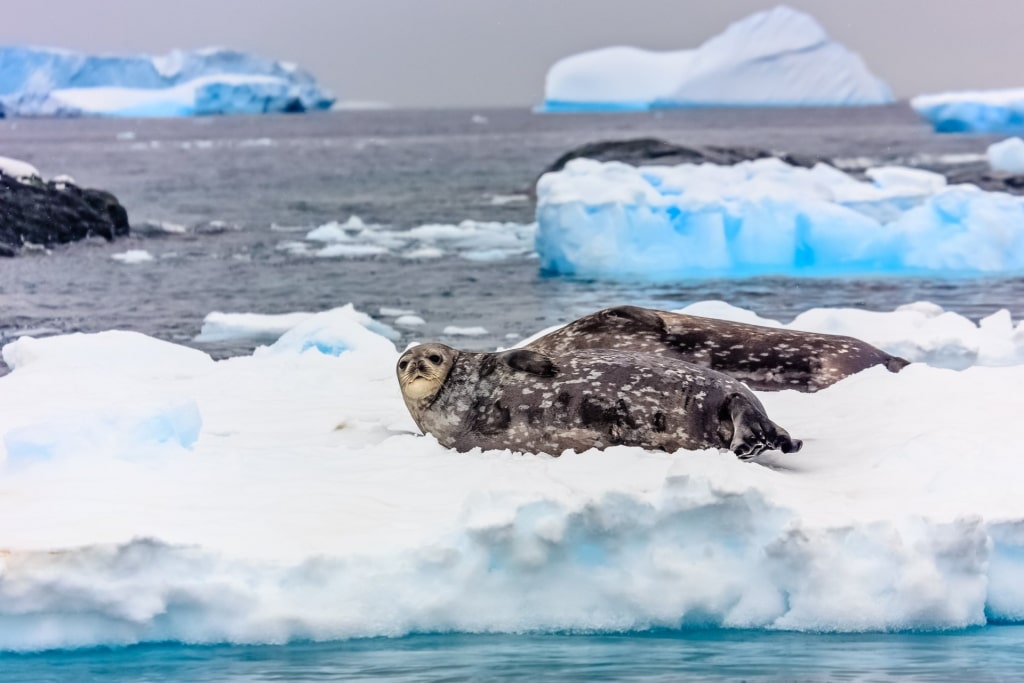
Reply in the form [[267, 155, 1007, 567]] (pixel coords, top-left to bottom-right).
[[536, 158, 1024, 278], [988, 137, 1024, 174], [111, 249, 154, 264], [262, 306, 398, 357], [195, 311, 315, 344], [912, 88, 1024, 133], [543, 7, 891, 111], [0, 46, 334, 117], [443, 325, 488, 336]]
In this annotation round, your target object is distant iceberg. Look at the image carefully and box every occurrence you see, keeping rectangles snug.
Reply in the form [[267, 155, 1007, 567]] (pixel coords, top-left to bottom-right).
[[0, 46, 334, 117], [542, 6, 892, 112], [535, 158, 1024, 279], [912, 88, 1024, 133]]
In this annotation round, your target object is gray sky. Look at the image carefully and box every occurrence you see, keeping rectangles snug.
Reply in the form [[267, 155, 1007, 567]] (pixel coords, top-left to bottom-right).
[[1, 0, 1022, 107]]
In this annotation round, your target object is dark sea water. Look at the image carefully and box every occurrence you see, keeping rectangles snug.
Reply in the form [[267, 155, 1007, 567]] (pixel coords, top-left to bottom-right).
[[2, 107, 1024, 678]]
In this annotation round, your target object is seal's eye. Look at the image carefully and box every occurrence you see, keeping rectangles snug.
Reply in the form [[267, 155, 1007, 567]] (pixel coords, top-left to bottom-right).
[[428, 354, 442, 364], [398, 360, 409, 371]]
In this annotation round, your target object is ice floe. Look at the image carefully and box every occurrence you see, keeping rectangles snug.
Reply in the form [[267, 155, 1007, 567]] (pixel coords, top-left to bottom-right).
[[2, 302, 1024, 651]]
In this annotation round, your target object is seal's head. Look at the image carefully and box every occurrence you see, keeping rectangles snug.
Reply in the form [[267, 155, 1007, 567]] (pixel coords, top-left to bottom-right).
[[396, 343, 457, 405]]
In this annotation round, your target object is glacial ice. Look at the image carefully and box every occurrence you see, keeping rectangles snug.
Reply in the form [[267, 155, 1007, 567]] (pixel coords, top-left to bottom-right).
[[988, 137, 1024, 174], [912, 88, 1024, 133], [535, 158, 1024, 278], [542, 6, 892, 111], [0, 46, 334, 117], [2, 302, 1024, 650]]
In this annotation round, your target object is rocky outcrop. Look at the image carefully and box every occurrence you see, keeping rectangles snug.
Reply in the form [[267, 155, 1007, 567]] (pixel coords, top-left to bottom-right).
[[0, 172, 130, 256], [534, 138, 829, 195]]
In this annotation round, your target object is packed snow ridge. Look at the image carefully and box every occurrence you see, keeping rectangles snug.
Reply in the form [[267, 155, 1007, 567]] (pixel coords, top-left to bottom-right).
[[912, 88, 1024, 134], [0, 46, 334, 117], [536, 157, 1024, 279], [542, 6, 892, 111], [1, 301, 1024, 651]]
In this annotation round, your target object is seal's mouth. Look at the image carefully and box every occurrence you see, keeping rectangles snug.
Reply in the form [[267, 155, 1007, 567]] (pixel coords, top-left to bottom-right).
[[402, 376, 438, 400]]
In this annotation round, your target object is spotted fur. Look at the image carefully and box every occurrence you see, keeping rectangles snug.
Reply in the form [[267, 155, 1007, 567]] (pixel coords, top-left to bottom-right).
[[396, 343, 801, 459], [527, 306, 909, 393]]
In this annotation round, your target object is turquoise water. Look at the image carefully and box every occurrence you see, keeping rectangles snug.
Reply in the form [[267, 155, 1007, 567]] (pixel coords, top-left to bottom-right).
[[3, 628, 1023, 682]]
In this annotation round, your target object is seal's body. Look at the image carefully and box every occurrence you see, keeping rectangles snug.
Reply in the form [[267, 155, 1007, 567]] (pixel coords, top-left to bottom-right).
[[396, 343, 800, 459], [527, 306, 908, 392]]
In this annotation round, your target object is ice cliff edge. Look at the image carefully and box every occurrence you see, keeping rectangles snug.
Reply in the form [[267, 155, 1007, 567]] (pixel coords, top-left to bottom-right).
[[0, 46, 335, 117], [542, 6, 892, 111]]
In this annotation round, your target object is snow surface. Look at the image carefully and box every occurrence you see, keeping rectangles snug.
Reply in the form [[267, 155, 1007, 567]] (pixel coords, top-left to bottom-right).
[[536, 157, 1024, 279], [912, 88, 1024, 133], [0, 46, 334, 117], [988, 137, 1024, 174], [543, 6, 891, 111], [2, 301, 1024, 650]]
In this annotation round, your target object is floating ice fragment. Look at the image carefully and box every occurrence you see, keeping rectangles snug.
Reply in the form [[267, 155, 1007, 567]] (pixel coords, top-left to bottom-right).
[[988, 137, 1024, 174], [443, 326, 488, 336], [111, 250, 155, 264]]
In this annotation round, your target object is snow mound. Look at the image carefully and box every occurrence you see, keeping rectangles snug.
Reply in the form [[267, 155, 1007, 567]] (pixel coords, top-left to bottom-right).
[[0, 46, 334, 117], [988, 137, 1024, 174], [543, 6, 892, 111], [1, 302, 1024, 650], [535, 157, 1024, 279], [912, 88, 1024, 133]]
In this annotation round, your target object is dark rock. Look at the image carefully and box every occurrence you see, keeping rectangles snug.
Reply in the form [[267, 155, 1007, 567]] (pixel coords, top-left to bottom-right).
[[0, 172, 130, 255], [539, 138, 830, 178], [939, 162, 1024, 195]]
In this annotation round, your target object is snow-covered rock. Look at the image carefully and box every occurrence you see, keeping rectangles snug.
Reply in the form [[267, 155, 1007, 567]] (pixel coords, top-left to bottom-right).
[[542, 6, 891, 111], [0, 46, 334, 117], [912, 88, 1024, 134], [535, 157, 1024, 279]]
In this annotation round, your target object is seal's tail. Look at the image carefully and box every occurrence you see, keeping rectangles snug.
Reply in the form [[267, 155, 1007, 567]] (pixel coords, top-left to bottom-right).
[[886, 355, 911, 373]]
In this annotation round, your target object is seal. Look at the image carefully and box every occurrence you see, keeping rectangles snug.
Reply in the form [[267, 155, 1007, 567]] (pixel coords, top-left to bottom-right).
[[396, 342, 801, 459], [526, 306, 909, 393]]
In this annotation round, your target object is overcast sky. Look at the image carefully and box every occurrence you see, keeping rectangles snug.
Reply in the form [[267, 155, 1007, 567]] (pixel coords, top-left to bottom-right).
[[2, 0, 1022, 107]]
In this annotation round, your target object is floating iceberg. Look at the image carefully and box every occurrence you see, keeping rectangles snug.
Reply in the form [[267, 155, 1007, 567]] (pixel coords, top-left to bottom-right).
[[535, 158, 1024, 279], [988, 137, 1024, 174], [912, 88, 1024, 133], [0, 46, 334, 117], [542, 6, 892, 111], [1, 302, 1024, 650]]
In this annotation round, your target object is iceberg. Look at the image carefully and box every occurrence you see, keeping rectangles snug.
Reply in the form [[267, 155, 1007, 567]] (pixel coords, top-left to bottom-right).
[[0, 46, 334, 117], [542, 6, 892, 111], [912, 88, 1024, 133], [535, 157, 1024, 279], [988, 137, 1024, 174], [1, 302, 1024, 650]]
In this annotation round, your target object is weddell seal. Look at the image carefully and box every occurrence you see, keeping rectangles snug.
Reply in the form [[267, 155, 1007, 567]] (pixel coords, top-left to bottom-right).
[[396, 343, 801, 459], [526, 306, 910, 393]]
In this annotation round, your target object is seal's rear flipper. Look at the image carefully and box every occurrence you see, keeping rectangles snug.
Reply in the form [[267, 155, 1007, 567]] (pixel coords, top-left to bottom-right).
[[721, 393, 802, 459], [886, 356, 911, 373], [499, 349, 557, 377]]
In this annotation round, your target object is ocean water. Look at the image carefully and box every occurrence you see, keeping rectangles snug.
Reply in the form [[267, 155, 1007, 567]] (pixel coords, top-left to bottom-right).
[[1, 106, 1022, 365], [3, 107, 1024, 679], [4, 629, 1024, 682]]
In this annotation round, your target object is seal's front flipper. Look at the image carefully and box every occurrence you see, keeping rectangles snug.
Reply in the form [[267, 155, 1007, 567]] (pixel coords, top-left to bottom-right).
[[722, 393, 802, 459], [499, 349, 557, 377]]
